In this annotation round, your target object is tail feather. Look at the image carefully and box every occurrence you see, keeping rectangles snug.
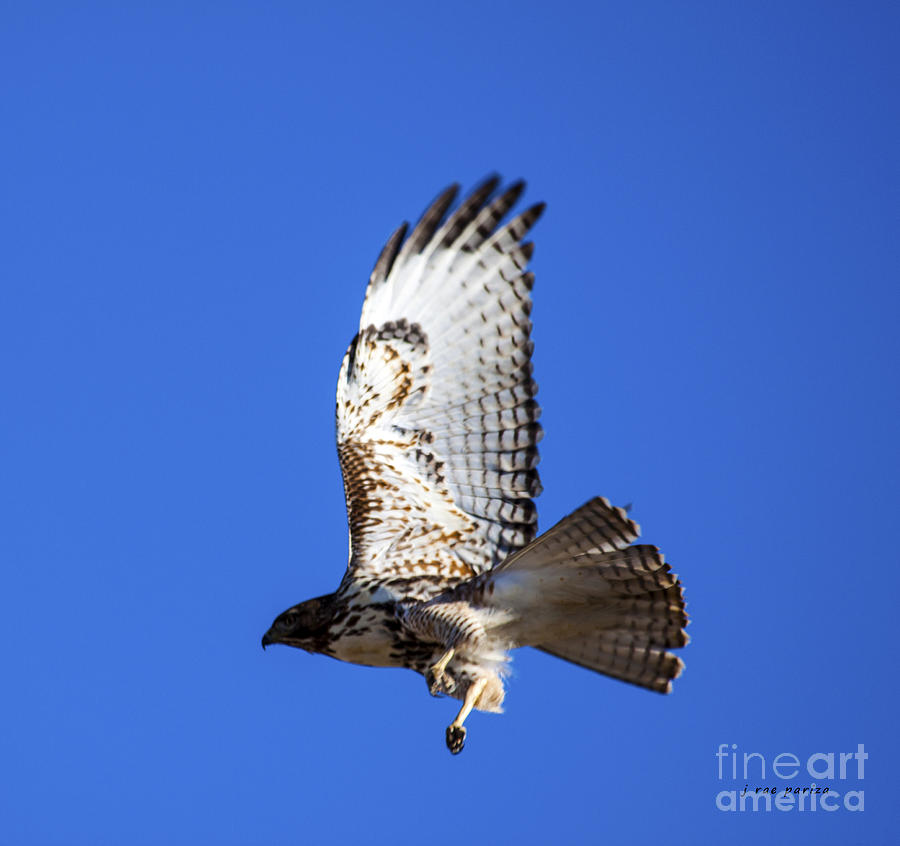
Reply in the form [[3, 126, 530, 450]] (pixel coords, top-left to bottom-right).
[[497, 496, 639, 571], [488, 496, 689, 694], [538, 636, 684, 694]]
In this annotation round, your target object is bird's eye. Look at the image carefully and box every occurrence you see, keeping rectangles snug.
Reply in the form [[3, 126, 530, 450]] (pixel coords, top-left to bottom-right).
[[281, 612, 299, 629]]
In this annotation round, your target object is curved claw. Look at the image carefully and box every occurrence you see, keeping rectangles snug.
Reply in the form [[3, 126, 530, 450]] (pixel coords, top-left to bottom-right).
[[427, 648, 456, 696], [446, 725, 466, 755], [444, 676, 485, 755], [427, 667, 456, 696]]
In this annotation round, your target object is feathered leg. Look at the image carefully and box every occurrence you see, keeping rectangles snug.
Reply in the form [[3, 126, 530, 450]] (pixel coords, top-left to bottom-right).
[[399, 601, 487, 695]]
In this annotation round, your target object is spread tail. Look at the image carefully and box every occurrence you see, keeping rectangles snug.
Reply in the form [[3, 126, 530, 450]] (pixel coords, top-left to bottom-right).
[[488, 497, 689, 693]]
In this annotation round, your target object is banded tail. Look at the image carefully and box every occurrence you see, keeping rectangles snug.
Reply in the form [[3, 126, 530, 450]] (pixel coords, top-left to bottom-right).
[[490, 497, 689, 693]]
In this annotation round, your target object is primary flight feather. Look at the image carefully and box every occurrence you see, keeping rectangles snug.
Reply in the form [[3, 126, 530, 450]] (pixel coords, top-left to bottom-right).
[[262, 177, 689, 753]]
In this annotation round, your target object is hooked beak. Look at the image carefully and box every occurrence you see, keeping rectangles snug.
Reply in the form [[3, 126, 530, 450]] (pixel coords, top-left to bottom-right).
[[261, 630, 276, 650]]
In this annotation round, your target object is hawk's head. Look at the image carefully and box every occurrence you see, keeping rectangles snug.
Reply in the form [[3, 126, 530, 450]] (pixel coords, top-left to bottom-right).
[[261, 594, 337, 652]]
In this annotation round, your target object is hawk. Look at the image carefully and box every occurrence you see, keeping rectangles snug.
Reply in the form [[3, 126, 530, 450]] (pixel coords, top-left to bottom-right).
[[262, 177, 689, 753]]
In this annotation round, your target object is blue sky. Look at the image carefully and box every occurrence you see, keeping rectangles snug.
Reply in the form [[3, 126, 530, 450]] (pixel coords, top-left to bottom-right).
[[2, 2, 898, 844]]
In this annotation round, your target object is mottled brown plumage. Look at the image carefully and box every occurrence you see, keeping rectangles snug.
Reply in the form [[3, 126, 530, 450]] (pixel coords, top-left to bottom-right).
[[262, 178, 689, 753]]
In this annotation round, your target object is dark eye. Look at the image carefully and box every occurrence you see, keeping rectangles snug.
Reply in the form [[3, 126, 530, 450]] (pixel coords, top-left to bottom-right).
[[280, 611, 299, 629]]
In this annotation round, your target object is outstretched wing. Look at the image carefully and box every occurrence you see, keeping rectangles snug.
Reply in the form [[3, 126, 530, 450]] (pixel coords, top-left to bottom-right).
[[335, 178, 544, 582]]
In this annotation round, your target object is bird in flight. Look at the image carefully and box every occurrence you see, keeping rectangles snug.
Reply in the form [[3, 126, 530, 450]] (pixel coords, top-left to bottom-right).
[[262, 177, 689, 753]]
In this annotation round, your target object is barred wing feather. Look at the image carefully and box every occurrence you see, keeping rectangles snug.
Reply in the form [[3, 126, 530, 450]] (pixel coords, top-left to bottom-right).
[[336, 179, 544, 580]]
